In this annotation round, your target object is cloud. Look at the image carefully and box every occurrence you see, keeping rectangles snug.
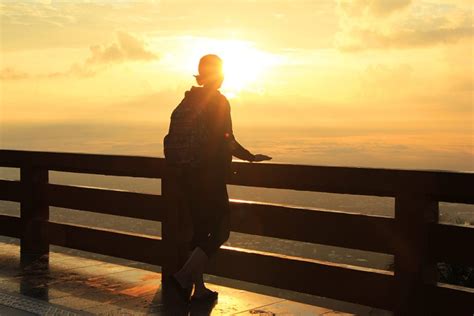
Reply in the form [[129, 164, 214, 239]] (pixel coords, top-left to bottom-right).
[[65, 31, 158, 77], [0, 67, 29, 80], [0, 2, 72, 26], [336, 1, 473, 51], [0, 31, 158, 80], [85, 31, 157, 65], [337, 0, 412, 17], [339, 24, 473, 51]]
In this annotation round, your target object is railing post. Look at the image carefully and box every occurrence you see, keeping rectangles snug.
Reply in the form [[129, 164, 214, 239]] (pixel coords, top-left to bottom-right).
[[161, 165, 192, 286], [394, 194, 438, 315], [20, 166, 49, 266]]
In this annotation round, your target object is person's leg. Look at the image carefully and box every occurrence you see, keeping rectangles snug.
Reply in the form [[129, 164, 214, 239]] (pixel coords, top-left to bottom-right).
[[173, 212, 211, 288], [173, 170, 211, 290], [173, 172, 230, 299], [187, 230, 209, 295], [192, 196, 231, 297], [173, 246, 207, 289], [191, 259, 208, 297]]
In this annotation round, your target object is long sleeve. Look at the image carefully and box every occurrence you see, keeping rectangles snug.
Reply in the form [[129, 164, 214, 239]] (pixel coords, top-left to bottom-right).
[[202, 91, 255, 166], [222, 102, 255, 162]]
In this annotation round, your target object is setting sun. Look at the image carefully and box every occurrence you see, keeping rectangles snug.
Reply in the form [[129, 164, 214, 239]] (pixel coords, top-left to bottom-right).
[[175, 38, 282, 98], [218, 42, 280, 97]]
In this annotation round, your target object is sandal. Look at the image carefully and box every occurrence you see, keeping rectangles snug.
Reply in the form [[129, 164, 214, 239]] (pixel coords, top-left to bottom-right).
[[191, 289, 218, 304]]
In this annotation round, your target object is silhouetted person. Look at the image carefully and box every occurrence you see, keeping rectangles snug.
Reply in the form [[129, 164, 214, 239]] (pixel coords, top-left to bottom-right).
[[164, 54, 271, 304]]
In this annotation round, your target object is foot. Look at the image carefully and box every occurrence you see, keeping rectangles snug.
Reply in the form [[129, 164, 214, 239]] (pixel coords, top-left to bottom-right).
[[191, 288, 218, 303]]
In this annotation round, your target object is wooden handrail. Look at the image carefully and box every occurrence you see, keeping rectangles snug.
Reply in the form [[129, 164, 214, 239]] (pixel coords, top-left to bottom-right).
[[48, 222, 164, 266], [229, 161, 474, 203], [0, 149, 473, 314], [0, 179, 21, 202], [0, 150, 166, 178], [1, 149, 472, 202], [430, 223, 474, 265], [48, 184, 165, 221], [229, 200, 394, 254], [0, 214, 21, 238], [208, 245, 395, 310]]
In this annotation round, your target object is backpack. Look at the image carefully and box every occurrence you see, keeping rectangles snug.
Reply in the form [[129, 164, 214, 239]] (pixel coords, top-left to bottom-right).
[[163, 88, 211, 166]]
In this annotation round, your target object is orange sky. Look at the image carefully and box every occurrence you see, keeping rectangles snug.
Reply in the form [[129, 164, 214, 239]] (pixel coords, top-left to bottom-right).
[[0, 0, 473, 164]]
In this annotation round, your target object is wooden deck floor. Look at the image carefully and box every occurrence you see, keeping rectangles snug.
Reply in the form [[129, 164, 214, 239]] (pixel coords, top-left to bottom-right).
[[0, 240, 354, 315]]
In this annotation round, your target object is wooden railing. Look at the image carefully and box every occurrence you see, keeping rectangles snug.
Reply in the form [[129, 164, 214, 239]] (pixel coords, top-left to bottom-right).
[[0, 149, 473, 315]]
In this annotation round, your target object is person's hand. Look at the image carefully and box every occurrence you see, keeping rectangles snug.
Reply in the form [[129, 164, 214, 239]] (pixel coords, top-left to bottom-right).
[[252, 154, 272, 162]]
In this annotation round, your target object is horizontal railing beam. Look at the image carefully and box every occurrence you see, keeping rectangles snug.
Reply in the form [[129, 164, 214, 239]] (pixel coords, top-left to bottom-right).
[[229, 162, 474, 203], [0, 179, 21, 202], [430, 223, 474, 265], [49, 222, 164, 266], [208, 246, 394, 310], [0, 150, 165, 178], [1, 150, 472, 202], [230, 200, 394, 254], [427, 283, 474, 314], [48, 184, 165, 222], [0, 215, 21, 238]]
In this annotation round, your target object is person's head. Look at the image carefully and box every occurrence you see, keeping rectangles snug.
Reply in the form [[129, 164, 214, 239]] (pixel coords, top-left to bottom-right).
[[194, 54, 224, 89]]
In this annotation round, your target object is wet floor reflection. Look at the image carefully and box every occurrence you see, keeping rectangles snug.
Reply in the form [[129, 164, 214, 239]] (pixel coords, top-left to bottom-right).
[[1, 241, 350, 315], [14, 253, 217, 315]]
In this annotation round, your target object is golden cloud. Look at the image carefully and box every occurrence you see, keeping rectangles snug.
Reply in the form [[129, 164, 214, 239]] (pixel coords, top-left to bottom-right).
[[85, 31, 157, 65], [336, 1, 473, 51], [0, 31, 158, 80], [0, 67, 29, 80], [337, 0, 412, 17]]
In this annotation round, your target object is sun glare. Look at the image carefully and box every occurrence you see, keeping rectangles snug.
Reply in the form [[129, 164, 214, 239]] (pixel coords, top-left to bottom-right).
[[219, 43, 271, 96], [179, 38, 282, 98]]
